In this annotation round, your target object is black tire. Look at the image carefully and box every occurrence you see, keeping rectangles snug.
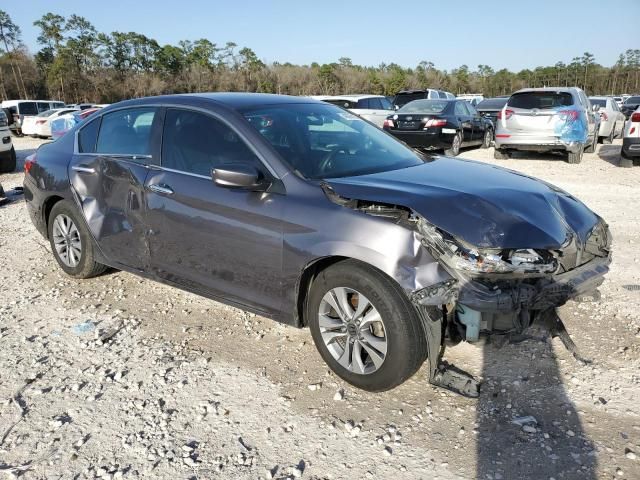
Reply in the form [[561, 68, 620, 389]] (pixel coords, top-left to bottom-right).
[[47, 200, 107, 279], [567, 147, 583, 164], [307, 260, 427, 392], [444, 132, 462, 156], [584, 130, 597, 153], [0, 147, 16, 173], [481, 129, 492, 149], [494, 148, 509, 159]]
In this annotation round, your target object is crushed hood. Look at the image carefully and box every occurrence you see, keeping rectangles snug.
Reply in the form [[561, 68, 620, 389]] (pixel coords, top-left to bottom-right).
[[327, 157, 600, 249]]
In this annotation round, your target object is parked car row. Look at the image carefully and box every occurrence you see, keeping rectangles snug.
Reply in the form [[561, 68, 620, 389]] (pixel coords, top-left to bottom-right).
[[2, 99, 66, 135]]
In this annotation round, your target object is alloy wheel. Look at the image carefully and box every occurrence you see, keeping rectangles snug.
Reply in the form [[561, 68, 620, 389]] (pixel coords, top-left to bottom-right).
[[52, 214, 82, 268], [318, 287, 387, 375]]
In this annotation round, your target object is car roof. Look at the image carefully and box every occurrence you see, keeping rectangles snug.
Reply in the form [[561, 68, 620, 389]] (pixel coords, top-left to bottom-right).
[[104, 92, 321, 112]]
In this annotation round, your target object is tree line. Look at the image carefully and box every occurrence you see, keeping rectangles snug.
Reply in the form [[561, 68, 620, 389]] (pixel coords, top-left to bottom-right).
[[1, 9, 639, 104]]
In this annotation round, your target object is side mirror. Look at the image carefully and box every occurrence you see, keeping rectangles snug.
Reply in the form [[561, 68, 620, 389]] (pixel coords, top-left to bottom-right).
[[212, 163, 269, 191]]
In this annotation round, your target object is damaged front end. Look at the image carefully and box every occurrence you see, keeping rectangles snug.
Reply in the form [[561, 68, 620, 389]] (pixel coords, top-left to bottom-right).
[[322, 180, 612, 397]]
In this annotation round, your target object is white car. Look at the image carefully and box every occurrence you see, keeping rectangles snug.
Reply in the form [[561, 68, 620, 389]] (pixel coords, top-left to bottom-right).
[[0, 109, 15, 173], [314, 95, 394, 128], [21, 108, 79, 138], [589, 96, 626, 144], [621, 106, 640, 167], [457, 94, 485, 107]]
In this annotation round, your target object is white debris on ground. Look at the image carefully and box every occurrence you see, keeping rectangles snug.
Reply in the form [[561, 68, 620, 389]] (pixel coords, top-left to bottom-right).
[[0, 136, 639, 479]]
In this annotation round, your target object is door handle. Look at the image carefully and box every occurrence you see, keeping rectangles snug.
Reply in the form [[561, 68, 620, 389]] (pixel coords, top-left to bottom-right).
[[72, 165, 95, 174], [147, 184, 174, 195]]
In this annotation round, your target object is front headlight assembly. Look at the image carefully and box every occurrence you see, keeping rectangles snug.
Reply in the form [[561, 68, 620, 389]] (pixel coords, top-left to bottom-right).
[[417, 219, 558, 276]]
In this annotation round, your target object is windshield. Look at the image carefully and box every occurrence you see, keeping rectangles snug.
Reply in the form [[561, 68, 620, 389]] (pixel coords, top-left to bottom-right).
[[477, 98, 508, 110], [508, 92, 574, 109], [399, 100, 448, 114], [243, 103, 425, 179], [625, 96, 640, 104]]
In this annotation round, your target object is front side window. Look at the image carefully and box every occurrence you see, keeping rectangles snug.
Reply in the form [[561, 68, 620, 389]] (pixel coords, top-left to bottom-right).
[[37, 102, 50, 112], [96, 108, 157, 156], [367, 98, 383, 110], [162, 109, 261, 177], [243, 103, 425, 179], [379, 97, 393, 110]]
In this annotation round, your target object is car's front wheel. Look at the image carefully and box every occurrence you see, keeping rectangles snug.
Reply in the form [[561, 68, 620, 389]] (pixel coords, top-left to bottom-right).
[[307, 260, 427, 392], [48, 200, 107, 278]]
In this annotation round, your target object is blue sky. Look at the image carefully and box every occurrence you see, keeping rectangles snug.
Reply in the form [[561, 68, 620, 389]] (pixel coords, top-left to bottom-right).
[[6, 0, 639, 71]]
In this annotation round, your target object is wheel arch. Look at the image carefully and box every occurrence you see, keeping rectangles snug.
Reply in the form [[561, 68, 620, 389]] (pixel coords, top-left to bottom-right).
[[43, 195, 65, 238]]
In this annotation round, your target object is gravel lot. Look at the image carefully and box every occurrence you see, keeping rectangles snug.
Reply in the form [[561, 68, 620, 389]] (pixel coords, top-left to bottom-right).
[[1, 136, 639, 479]]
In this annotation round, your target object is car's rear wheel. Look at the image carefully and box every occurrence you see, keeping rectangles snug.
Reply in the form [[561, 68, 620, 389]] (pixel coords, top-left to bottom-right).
[[494, 148, 509, 159], [445, 132, 462, 156], [602, 124, 615, 144], [48, 200, 107, 278], [481, 129, 492, 149], [0, 147, 16, 173], [307, 260, 427, 392], [567, 147, 583, 164]]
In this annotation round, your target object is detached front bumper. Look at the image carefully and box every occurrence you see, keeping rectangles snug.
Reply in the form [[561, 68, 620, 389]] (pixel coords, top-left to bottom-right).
[[413, 254, 611, 313]]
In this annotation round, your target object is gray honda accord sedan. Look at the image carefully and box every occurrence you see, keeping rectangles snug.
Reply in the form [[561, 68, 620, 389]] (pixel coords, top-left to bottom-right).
[[24, 93, 611, 396]]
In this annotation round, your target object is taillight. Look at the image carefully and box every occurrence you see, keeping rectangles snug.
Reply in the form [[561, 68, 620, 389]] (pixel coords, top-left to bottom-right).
[[383, 119, 395, 129], [423, 119, 447, 129], [558, 110, 579, 121], [599, 111, 608, 121], [631, 112, 640, 122], [24, 153, 37, 174], [497, 108, 514, 120]]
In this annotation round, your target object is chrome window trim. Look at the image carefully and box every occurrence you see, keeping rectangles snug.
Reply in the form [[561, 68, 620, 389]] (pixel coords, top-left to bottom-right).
[[73, 103, 279, 179], [151, 165, 211, 180]]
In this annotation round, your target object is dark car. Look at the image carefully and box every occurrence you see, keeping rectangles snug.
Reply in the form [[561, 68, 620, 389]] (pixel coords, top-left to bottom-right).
[[621, 95, 640, 119], [382, 99, 494, 156], [475, 96, 509, 130], [24, 93, 611, 396]]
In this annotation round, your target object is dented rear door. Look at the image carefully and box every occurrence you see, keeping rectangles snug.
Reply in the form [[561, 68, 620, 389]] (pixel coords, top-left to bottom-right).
[[69, 107, 162, 270]]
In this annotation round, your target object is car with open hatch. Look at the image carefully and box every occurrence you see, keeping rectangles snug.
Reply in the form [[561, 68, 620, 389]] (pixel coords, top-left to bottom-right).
[[23, 93, 612, 396]]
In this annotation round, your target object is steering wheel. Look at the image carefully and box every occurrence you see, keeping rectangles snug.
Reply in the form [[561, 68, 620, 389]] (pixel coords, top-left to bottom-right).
[[318, 145, 350, 175]]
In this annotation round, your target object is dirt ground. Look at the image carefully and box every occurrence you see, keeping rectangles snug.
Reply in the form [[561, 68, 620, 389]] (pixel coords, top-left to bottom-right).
[[1, 136, 639, 480]]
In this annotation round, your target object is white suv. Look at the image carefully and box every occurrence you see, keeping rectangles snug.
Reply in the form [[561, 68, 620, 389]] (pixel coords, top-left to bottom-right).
[[494, 87, 599, 164], [314, 95, 394, 128]]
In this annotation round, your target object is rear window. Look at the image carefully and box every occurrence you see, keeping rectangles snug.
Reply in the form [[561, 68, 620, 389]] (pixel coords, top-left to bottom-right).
[[477, 98, 508, 110], [18, 102, 38, 115], [399, 99, 449, 114], [508, 92, 574, 109], [37, 109, 57, 118], [394, 92, 427, 107], [590, 99, 606, 108], [625, 96, 640, 104]]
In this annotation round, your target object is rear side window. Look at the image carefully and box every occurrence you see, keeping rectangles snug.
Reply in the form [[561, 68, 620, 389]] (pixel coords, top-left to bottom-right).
[[162, 109, 261, 177], [37, 102, 50, 112], [454, 102, 469, 116], [96, 108, 157, 156], [508, 92, 574, 109], [78, 117, 101, 153], [355, 99, 371, 109], [380, 97, 393, 110], [18, 102, 38, 115]]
